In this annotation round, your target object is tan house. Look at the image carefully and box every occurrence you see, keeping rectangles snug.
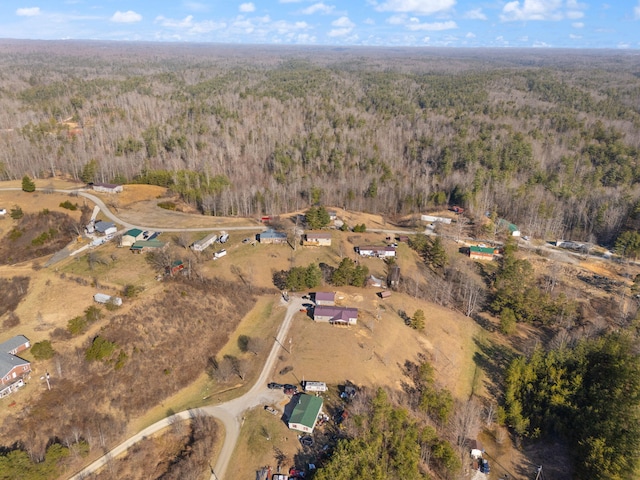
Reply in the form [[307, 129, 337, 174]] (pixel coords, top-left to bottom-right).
[[303, 232, 332, 246]]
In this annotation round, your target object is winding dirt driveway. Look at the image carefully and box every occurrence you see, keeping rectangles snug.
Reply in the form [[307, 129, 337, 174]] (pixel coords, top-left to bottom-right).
[[68, 296, 304, 480]]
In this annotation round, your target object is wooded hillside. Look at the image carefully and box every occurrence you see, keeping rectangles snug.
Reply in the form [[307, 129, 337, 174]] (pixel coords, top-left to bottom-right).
[[1, 41, 639, 246]]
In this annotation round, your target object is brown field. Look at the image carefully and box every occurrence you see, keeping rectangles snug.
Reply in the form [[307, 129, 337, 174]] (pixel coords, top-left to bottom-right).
[[0, 185, 618, 479]]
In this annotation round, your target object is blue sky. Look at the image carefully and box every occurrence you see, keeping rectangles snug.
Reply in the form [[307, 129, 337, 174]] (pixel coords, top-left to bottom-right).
[[1, 1, 639, 48]]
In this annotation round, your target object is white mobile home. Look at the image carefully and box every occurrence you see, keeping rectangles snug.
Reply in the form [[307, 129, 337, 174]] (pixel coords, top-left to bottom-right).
[[191, 233, 218, 252]]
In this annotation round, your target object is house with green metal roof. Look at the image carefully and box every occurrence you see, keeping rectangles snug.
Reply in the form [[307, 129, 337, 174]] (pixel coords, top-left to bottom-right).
[[469, 246, 500, 261], [287, 394, 323, 433]]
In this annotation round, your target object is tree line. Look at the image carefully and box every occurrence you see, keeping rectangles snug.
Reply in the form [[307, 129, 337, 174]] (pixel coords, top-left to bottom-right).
[[1, 43, 639, 246]]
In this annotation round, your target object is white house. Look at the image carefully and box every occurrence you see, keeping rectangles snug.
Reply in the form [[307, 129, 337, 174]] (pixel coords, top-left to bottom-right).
[[92, 182, 123, 194]]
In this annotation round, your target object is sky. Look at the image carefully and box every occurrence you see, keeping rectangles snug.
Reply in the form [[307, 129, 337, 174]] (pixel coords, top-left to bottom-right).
[[0, 1, 639, 49]]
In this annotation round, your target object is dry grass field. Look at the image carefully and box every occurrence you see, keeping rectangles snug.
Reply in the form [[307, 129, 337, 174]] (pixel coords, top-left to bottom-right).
[[2, 180, 629, 479]]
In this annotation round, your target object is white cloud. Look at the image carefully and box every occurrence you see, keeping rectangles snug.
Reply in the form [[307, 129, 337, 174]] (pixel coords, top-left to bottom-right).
[[464, 8, 487, 20], [328, 16, 355, 37], [500, 0, 587, 21], [618, 42, 631, 48], [155, 15, 194, 28], [569, 33, 581, 38], [533, 40, 551, 47], [406, 20, 457, 31], [301, 2, 335, 14], [500, 0, 563, 21], [183, 1, 209, 12], [16, 7, 41, 16], [465, 31, 475, 38], [364, 17, 375, 25], [376, 0, 456, 16], [239, 3, 255, 12], [422, 36, 430, 43], [572, 21, 584, 28], [635, 1, 640, 20], [332, 16, 355, 28], [388, 14, 408, 25], [111, 10, 142, 23]]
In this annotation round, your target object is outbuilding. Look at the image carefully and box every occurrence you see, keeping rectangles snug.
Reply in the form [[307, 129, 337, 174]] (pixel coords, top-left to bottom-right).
[[313, 291, 335, 306], [121, 228, 144, 247], [130, 239, 166, 253]]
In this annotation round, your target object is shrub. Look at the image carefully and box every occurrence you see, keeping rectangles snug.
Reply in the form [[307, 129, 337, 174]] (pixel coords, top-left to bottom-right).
[[67, 316, 88, 335], [157, 201, 177, 211], [85, 336, 117, 362], [499, 307, 517, 335], [51, 327, 71, 340], [353, 223, 367, 232], [31, 340, 56, 360], [123, 284, 143, 298], [9, 206, 23, 220], [59, 200, 78, 211]]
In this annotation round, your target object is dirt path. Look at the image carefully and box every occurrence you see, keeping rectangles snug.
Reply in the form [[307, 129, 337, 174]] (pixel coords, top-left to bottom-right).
[[67, 295, 304, 480]]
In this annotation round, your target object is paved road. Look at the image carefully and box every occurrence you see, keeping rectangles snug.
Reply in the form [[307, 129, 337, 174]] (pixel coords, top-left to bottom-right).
[[68, 296, 304, 480]]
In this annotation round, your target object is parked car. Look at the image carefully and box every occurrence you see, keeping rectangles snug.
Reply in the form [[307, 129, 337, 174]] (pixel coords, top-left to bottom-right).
[[264, 405, 279, 416], [480, 459, 490, 474], [283, 383, 298, 390], [268, 382, 283, 389]]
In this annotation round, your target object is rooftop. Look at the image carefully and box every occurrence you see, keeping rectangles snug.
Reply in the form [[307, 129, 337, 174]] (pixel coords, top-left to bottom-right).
[[0, 335, 29, 354], [0, 351, 30, 376], [289, 394, 323, 429]]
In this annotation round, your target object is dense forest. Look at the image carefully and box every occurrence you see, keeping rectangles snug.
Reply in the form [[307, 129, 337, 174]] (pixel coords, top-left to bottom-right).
[[1, 41, 640, 247]]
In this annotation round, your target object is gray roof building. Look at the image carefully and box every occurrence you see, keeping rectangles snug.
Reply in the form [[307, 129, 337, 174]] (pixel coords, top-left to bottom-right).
[[0, 335, 30, 355]]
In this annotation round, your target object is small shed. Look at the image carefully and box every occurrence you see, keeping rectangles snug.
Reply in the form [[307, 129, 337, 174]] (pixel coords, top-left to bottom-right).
[[166, 260, 184, 276], [387, 265, 401, 288], [378, 291, 392, 299], [313, 291, 335, 306], [287, 394, 324, 433]]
